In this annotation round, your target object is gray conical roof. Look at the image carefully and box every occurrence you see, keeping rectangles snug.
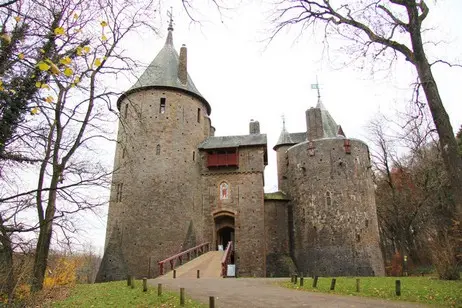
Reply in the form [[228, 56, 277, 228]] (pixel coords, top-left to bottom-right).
[[118, 29, 211, 114]]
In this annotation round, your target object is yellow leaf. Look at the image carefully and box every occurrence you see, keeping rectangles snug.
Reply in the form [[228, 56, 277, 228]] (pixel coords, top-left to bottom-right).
[[73, 13, 79, 19], [63, 67, 73, 77], [36, 82, 42, 88], [83, 46, 90, 53], [18, 53, 24, 60], [1, 33, 11, 44], [37, 61, 51, 71], [45, 96, 54, 103], [76, 46, 83, 56], [54, 27, 65, 35], [40, 49, 45, 53], [73, 77, 80, 84], [14, 16, 21, 22], [59, 56, 72, 66], [41, 84, 50, 90], [93, 58, 101, 67], [100, 21, 108, 27], [31, 107, 39, 115], [101, 34, 107, 42], [50, 62, 60, 75]]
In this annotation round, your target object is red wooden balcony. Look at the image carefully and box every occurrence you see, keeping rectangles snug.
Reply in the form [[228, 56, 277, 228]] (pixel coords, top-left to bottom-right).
[[207, 152, 239, 168]]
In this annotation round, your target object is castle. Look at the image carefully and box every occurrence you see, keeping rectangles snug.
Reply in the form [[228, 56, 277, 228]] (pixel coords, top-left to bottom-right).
[[96, 23, 385, 282]]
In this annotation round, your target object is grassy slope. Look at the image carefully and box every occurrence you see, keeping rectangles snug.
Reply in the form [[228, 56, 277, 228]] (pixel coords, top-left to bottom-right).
[[53, 280, 206, 308], [281, 276, 462, 307]]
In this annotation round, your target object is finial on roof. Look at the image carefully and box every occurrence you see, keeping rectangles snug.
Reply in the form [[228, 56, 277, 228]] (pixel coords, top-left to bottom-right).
[[282, 114, 287, 131], [167, 7, 174, 31], [165, 7, 174, 45]]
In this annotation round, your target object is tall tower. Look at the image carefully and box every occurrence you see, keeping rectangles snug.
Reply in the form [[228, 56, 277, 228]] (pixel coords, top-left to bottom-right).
[[96, 21, 212, 281], [284, 102, 385, 276]]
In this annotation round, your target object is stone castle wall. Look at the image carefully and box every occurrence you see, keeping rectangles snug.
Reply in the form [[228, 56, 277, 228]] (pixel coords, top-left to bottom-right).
[[285, 138, 385, 276], [96, 88, 210, 281], [275, 145, 291, 193], [199, 146, 266, 277]]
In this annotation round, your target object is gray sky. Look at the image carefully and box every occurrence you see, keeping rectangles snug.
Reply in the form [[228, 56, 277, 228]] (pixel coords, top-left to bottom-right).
[[85, 0, 462, 253]]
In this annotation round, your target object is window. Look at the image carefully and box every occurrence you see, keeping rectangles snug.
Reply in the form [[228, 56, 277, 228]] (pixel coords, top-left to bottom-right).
[[325, 191, 332, 206], [122, 148, 126, 158], [197, 108, 201, 123], [192, 151, 195, 161], [124, 103, 129, 118], [156, 144, 161, 155], [160, 98, 166, 114], [116, 183, 123, 202]]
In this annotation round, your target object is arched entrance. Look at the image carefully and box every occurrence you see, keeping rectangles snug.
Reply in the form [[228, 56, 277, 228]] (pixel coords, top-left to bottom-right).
[[214, 212, 235, 263]]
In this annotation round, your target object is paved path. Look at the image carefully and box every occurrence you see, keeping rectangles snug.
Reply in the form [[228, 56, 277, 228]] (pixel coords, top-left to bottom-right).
[[151, 277, 426, 308]]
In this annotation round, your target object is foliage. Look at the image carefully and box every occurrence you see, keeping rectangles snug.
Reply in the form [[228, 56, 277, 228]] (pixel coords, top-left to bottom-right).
[[368, 107, 459, 279], [281, 276, 462, 307], [53, 280, 206, 308], [44, 255, 82, 288]]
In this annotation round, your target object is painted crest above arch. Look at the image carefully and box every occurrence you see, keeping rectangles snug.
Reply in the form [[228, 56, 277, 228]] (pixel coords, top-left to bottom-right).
[[219, 181, 230, 200]]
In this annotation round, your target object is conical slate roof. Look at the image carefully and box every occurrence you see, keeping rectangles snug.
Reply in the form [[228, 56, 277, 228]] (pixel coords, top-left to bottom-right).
[[316, 101, 340, 138], [118, 28, 211, 114]]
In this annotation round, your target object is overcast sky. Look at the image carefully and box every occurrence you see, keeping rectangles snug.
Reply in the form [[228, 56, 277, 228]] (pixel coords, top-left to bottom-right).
[[84, 0, 462, 253]]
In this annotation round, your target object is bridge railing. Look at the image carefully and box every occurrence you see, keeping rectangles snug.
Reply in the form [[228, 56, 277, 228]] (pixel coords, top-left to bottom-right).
[[221, 241, 233, 277], [157, 242, 211, 276]]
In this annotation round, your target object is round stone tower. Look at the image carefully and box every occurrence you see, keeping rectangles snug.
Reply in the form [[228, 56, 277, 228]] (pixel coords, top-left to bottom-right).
[[96, 23, 211, 281], [284, 102, 385, 276]]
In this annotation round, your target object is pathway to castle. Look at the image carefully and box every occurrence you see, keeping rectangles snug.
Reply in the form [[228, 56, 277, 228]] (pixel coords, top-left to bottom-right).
[[151, 251, 424, 307], [151, 277, 425, 308]]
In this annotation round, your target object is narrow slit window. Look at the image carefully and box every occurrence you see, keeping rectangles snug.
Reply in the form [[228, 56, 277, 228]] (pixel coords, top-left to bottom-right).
[[160, 98, 166, 114], [116, 183, 123, 202], [197, 108, 201, 123], [192, 151, 195, 161], [122, 148, 126, 158], [156, 144, 161, 155], [325, 191, 332, 206], [124, 103, 129, 118]]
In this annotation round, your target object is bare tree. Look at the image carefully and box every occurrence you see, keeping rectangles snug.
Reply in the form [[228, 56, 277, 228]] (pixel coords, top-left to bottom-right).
[[369, 105, 458, 278], [272, 0, 461, 279], [0, 0, 157, 296]]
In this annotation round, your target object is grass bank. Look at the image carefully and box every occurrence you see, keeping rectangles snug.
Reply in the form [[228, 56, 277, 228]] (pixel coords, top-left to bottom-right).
[[281, 276, 461, 307], [52, 280, 205, 307]]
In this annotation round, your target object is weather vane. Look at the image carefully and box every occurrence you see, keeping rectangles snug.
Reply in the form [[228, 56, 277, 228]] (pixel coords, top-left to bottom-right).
[[311, 75, 322, 106]]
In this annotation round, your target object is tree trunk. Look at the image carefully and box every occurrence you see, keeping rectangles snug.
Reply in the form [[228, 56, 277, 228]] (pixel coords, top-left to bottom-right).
[[0, 222, 14, 303], [31, 182, 58, 291], [31, 222, 53, 291]]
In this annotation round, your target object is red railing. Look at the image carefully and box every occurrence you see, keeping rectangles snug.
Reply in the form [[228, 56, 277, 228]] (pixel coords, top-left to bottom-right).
[[157, 242, 210, 276], [221, 241, 233, 277]]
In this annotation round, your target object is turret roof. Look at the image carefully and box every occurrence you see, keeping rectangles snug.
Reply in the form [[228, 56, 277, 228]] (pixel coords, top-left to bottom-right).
[[118, 26, 211, 114]]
